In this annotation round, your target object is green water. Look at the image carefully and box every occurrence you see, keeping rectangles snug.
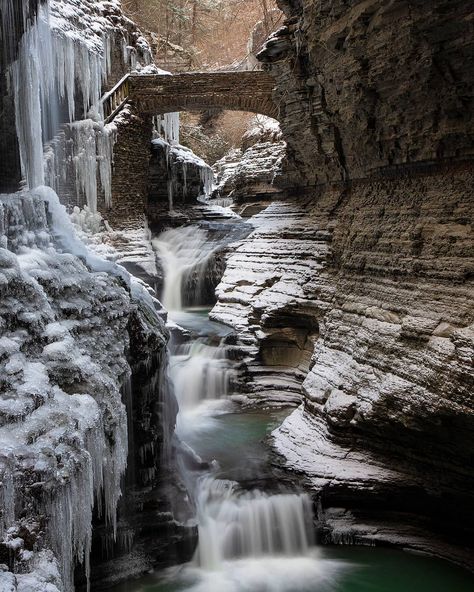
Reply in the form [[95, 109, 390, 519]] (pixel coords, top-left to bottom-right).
[[110, 309, 474, 592], [182, 407, 290, 480], [108, 407, 474, 592], [110, 546, 474, 592], [331, 547, 474, 592]]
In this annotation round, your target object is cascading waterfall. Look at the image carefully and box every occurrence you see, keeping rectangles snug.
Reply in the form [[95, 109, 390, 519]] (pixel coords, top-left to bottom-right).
[[170, 338, 235, 436], [153, 225, 218, 311], [154, 218, 326, 592], [194, 477, 315, 569]]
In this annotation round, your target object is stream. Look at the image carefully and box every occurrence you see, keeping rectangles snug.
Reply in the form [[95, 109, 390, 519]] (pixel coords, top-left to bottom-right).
[[111, 217, 474, 592]]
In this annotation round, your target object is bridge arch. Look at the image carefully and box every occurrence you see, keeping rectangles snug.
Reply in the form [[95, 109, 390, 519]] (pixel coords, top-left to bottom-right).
[[128, 71, 279, 120]]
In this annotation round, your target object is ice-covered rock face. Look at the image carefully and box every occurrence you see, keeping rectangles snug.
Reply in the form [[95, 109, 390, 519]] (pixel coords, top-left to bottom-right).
[[0, 2, 179, 590], [0, 186, 174, 590], [149, 139, 215, 216], [3, 0, 154, 212], [0, 190, 133, 590]]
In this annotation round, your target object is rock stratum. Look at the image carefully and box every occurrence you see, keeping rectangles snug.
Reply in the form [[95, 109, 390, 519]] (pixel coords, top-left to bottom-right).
[[212, 0, 474, 568]]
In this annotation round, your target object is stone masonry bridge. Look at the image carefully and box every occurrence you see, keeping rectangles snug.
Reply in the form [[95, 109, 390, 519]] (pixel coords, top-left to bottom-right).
[[103, 70, 279, 228], [103, 70, 279, 122]]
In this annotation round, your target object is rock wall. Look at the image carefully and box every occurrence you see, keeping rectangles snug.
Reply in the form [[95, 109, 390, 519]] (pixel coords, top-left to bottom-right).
[[107, 106, 153, 229], [148, 140, 213, 209], [260, 0, 474, 185], [0, 190, 145, 590], [212, 117, 287, 203], [212, 0, 474, 567]]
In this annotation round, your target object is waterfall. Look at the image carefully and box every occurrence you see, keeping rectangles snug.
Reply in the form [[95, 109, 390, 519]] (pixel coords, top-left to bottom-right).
[[152, 225, 218, 311], [153, 223, 324, 592], [194, 477, 315, 569], [170, 338, 235, 436]]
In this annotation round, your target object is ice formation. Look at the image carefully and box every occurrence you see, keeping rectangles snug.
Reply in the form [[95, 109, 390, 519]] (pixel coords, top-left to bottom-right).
[[151, 140, 215, 210], [10, 0, 114, 191], [0, 1, 170, 590], [155, 112, 181, 146], [5, 0, 160, 214], [0, 190, 132, 590]]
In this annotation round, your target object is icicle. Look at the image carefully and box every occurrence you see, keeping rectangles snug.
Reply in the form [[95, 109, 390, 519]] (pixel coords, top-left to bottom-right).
[[97, 122, 117, 209], [156, 113, 180, 145], [68, 119, 116, 212], [71, 120, 99, 212], [167, 178, 174, 212], [9, 0, 114, 191], [0, 461, 15, 541], [199, 166, 215, 200]]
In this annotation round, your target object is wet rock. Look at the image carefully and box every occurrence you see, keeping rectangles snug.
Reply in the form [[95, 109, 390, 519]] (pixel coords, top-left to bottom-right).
[[212, 168, 474, 566]]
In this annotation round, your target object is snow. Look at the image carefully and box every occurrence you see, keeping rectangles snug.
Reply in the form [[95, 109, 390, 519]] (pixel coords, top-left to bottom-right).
[[0, 2, 171, 589], [0, 197, 172, 590], [0, 190, 134, 591]]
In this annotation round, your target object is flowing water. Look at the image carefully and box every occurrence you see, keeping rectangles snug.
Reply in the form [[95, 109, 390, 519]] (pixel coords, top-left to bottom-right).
[[152, 226, 216, 311], [116, 222, 474, 592]]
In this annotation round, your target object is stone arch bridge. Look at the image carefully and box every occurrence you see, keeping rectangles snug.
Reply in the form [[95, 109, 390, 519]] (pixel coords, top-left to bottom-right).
[[103, 70, 279, 228], [103, 70, 279, 122]]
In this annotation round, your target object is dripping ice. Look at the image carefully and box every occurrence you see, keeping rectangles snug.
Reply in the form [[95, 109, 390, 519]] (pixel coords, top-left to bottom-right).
[[7, 0, 181, 214]]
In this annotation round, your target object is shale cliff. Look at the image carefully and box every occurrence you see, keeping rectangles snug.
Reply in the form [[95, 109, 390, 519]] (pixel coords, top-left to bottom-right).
[[212, 0, 474, 567]]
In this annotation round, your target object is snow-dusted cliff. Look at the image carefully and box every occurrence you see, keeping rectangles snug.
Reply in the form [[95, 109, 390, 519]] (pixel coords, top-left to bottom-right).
[[210, 0, 474, 568], [0, 1, 177, 590]]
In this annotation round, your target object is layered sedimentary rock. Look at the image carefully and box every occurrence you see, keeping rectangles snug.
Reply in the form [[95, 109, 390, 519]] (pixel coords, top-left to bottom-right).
[[213, 0, 474, 567], [212, 117, 287, 203], [259, 0, 474, 185], [213, 168, 474, 566]]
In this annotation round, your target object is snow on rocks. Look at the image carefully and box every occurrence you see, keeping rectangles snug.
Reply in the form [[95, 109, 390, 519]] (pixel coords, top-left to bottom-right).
[[211, 199, 327, 405], [0, 188, 165, 590], [149, 140, 215, 215], [212, 116, 286, 203]]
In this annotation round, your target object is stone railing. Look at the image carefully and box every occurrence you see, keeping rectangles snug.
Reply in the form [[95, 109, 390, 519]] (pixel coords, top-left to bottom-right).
[[101, 74, 131, 123]]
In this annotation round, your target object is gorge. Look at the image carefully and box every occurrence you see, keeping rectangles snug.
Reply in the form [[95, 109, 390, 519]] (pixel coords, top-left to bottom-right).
[[0, 0, 473, 591]]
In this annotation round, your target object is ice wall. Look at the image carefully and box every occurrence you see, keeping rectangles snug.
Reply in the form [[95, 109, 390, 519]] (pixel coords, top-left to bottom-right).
[[0, 1, 176, 590], [2, 0, 157, 213], [0, 190, 132, 590]]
